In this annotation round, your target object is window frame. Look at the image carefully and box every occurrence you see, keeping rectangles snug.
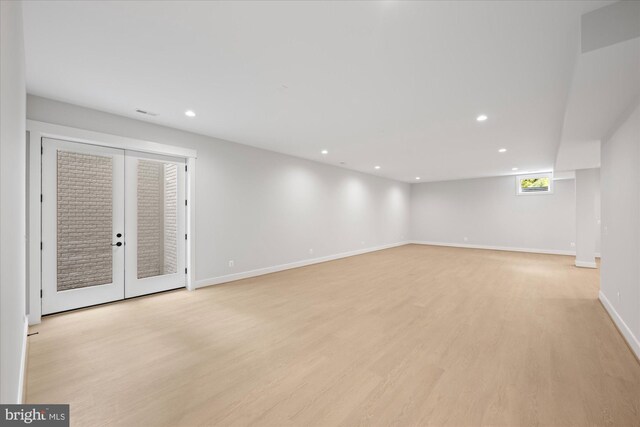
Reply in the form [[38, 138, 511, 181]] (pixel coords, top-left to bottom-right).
[[515, 172, 553, 196]]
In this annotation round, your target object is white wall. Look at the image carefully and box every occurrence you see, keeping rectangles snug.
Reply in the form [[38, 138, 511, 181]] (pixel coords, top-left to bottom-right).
[[410, 175, 576, 254], [0, 0, 27, 403], [26, 96, 410, 287], [600, 101, 640, 358], [575, 168, 600, 267], [595, 178, 601, 256]]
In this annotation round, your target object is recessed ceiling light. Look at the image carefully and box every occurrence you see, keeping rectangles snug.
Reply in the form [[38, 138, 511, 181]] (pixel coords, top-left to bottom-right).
[[415, 177, 421, 180], [498, 148, 507, 153], [185, 110, 196, 117], [512, 167, 519, 171], [321, 150, 328, 155], [374, 165, 381, 170], [477, 114, 488, 122]]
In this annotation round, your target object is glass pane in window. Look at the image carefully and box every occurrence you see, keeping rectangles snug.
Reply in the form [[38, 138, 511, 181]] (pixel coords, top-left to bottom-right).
[[520, 177, 550, 193]]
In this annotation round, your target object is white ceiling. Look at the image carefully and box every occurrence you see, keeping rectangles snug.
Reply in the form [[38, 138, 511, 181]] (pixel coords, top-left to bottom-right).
[[556, 36, 640, 171], [22, 0, 612, 182]]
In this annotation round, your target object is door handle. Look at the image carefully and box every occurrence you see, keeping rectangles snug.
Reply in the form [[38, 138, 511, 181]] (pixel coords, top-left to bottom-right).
[[111, 242, 123, 247]]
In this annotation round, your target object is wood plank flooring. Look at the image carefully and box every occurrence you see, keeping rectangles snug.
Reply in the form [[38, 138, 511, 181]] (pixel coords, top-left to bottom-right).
[[26, 245, 640, 426]]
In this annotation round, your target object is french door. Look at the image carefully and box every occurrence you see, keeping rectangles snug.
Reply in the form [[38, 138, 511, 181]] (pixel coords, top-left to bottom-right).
[[42, 138, 186, 314], [124, 151, 186, 298]]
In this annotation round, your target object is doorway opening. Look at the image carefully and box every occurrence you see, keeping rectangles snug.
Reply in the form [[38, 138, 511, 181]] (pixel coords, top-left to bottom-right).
[[41, 138, 187, 314]]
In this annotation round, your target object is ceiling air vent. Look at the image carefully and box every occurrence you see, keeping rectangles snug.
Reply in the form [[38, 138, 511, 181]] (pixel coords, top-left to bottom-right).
[[135, 109, 158, 117]]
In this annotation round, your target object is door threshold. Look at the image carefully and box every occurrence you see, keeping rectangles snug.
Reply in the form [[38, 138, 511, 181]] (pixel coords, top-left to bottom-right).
[[42, 286, 186, 317]]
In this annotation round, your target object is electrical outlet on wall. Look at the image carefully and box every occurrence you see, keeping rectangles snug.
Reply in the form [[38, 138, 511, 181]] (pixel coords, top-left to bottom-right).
[[309, 248, 314, 255], [463, 237, 468, 242], [570, 242, 576, 247], [228, 260, 234, 268]]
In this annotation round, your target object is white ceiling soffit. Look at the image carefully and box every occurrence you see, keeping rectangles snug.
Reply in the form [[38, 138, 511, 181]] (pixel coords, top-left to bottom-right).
[[556, 1, 640, 172], [553, 170, 576, 181], [23, 1, 611, 182], [555, 139, 602, 172], [581, 0, 640, 54]]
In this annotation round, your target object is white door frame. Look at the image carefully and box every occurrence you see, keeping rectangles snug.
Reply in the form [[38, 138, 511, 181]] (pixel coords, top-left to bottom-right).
[[27, 120, 197, 325]]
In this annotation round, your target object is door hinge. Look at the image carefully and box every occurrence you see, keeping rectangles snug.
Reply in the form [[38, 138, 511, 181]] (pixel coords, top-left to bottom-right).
[[41, 146, 43, 155], [40, 194, 43, 203], [185, 165, 188, 172], [185, 200, 188, 206], [40, 289, 43, 298], [40, 242, 43, 250], [185, 268, 188, 274], [185, 233, 188, 240]]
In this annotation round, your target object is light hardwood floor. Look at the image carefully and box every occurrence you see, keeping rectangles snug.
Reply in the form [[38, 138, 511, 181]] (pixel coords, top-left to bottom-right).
[[26, 245, 640, 426]]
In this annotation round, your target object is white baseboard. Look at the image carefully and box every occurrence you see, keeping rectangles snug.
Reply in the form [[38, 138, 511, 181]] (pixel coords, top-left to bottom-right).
[[18, 315, 28, 404], [599, 290, 640, 360], [195, 241, 408, 289], [575, 260, 598, 268], [27, 313, 40, 326], [409, 241, 575, 256]]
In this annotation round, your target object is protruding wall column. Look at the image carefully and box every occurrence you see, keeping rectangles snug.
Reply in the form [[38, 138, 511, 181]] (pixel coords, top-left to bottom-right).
[[575, 168, 600, 268]]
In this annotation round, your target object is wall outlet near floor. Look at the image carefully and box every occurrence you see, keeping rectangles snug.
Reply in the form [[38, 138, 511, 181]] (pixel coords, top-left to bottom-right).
[[361, 241, 365, 246], [570, 242, 575, 247], [463, 237, 468, 242], [228, 260, 234, 268], [309, 248, 314, 255]]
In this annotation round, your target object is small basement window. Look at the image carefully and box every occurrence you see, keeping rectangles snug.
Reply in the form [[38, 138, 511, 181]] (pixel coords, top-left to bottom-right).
[[516, 173, 552, 195]]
